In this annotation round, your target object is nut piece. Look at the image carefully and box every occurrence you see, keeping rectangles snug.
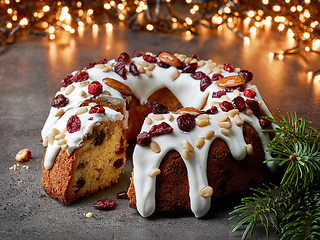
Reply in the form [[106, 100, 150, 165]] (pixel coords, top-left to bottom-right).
[[79, 91, 87, 98], [85, 212, 93, 218], [182, 149, 192, 160], [246, 144, 254, 155], [198, 60, 206, 67], [15, 149, 31, 162], [217, 113, 229, 122], [148, 168, 161, 177], [138, 61, 149, 67], [145, 69, 152, 78], [94, 64, 105, 69], [228, 109, 239, 117], [220, 128, 231, 137], [158, 52, 182, 67], [55, 133, 65, 140], [152, 114, 164, 121], [79, 81, 90, 87], [170, 69, 180, 81], [51, 128, 60, 136], [200, 186, 213, 198], [216, 75, 245, 88], [147, 64, 155, 71], [150, 141, 161, 153], [233, 114, 244, 127], [145, 117, 152, 125], [176, 107, 200, 116], [43, 137, 48, 147], [167, 114, 174, 122], [61, 144, 68, 151], [102, 77, 132, 96], [76, 107, 88, 115], [195, 137, 205, 149], [197, 118, 210, 127], [183, 141, 194, 152], [57, 139, 67, 146], [204, 130, 215, 139], [65, 85, 75, 95], [54, 108, 64, 117], [218, 121, 232, 129]]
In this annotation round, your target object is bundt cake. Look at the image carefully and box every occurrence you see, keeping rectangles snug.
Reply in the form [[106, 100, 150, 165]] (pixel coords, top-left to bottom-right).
[[41, 51, 276, 216]]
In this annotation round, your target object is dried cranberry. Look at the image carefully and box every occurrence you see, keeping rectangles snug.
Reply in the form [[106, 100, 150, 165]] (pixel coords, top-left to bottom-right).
[[225, 85, 245, 92], [114, 61, 127, 80], [191, 71, 207, 80], [246, 99, 260, 117], [117, 191, 129, 199], [113, 158, 124, 169], [88, 81, 103, 96], [143, 54, 157, 63], [136, 131, 152, 146], [224, 63, 234, 72], [244, 89, 256, 98], [84, 62, 96, 70], [200, 106, 218, 115], [212, 90, 226, 98], [157, 61, 170, 69], [177, 114, 196, 132], [66, 115, 81, 133], [97, 58, 108, 64], [51, 94, 69, 108], [93, 199, 117, 210], [232, 96, 246, 112], [192, 53, 199, 61], [89, 105, 105, 114], [200, 76, 212, 91], [239, 70, 253, 82], [129, 62, 140, 76], [61, 75, 73, 87], [219, 101, 234, 112], [177, 62, 187, 70], [88, 117, 93, 120], [148, 102, 169, 114], [71, 71, 89, 82], [133, 50, 143, 57], [212, 74, 223, 81], [182, 63, 198, 73], [117, 52, 130, 63], [259, 117, 271, 128], [149, 122, 173, 136]]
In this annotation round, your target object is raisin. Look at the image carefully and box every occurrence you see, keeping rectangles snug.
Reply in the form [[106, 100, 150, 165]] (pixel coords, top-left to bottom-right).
[[89, 105, 105, 114], [88, 81, 103, 96], [113, 158, 124, 169], [224, 63, 234, 72], [219, 101, 234, 112], [177, 114, 196, 132], [93, 199, 117, 210], [149, 122, 173, 136], [136, 131, 152, 146], [232, 96, 246, 112], [94, 131, 105, 146], [212, 90, 226, 98], [51, 94, 69, 108], [70, 71, 89, 82], [157, 61, 170, 69], [239, 70, 253, 82], [200, 106, 218, 114], [61, 75, 73, 87], [244, 89, 256, 98], [66, 115, 81, 133], [200, 76, 212, 91], [181, 63, 198, 73], [117, 191, 129, 199], [114, 61, 127, 80], [143, 54, 157, 63], [259, 117, 271, 128], [117, 52, 130, 63], [76, 178, 85, 188], [212, 74, 223, 81], [148, 102, 169, 114], [129, 62, 140, 76]]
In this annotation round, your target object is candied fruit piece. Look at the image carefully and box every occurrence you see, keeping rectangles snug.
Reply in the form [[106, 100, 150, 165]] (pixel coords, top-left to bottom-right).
[[93, 199, 117, 210], [52, 94, 69, 108], [66, 115, 81, 133], [117, 191, 129, 199], [149, 122, 173, 136], [244, 89, 256, 98], [133, 50, 143, 57], [224, 63, 234, 72], [148, 102, 169, 114], [88, 81, 103, 96], [177, 114, 196, 132]]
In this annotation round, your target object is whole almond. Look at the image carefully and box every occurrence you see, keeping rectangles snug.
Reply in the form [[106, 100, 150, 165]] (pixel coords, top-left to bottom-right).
[[102, 77, 132, 96], [216, 75, 245, 88], [158, 52, 182, 67]]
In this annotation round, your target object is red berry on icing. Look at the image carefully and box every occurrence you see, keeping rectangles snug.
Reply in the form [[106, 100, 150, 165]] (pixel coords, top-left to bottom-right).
[[225, 85, 245, 92], [88, 117, 93, 120], [93, 199, 117, 210], [192, 53, 199, 61], [177, 114, 196, 132], [148, 102, 169, 114], [89, 105, 105, 114], [246, 99, 261, 117], [149, 122, 173, 136], [88, 81, 103, 96], [97, 58, 108, 64], [212, 90, 226, 98], [136, 131, 152, 146], [239, 70, 253, 82], [129, 62, 140, 76], [219, 101, 234, 112], [157, 61, 170, 69], [133, 50, 143, 57], [117, 191, 129, 199], [191, 71, 207, 80], [259, 117, 271, 128], [71, 71, 89, 82], [212, 74, 223, 81], [51, 94, 69, 108], [224, 63, 234, 72], [232, 96, 246, 112], [66, 115, 81, 133], [84, 62, 96, 70], [182, 63, 198, 73], [244, 89, 256, 98], [114, 61, 127, 80], [200, 106, 218, 115], [177, 61, 187, 70], [200, 76, 212, 91], [61, 75, 73, 87], [143, 54, 157, 63], [117, 52, 130, 63]]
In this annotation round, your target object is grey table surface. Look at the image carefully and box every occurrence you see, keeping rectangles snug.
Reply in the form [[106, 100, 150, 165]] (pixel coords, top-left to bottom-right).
[[1, 23, 319, 240]]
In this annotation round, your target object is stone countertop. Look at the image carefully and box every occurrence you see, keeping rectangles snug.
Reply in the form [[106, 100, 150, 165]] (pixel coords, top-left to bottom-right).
[[1, 23, 319, 240]]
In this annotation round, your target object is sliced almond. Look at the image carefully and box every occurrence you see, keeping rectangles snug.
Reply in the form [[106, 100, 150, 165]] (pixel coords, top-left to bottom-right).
[[138, 66, 145, 73], [102, 66, 112, 72], [61, 144, 68, 151], [158, 52, 182, 67], [102, 77, 132, 96], [57, 139, 67, 146], [51, 128, 60, 136], [145, 69, 152, 78], [216, 75, 245, 88], [55, 133, 65, 140], [200, 186, 213, 198], [176, 107, 200, 116]]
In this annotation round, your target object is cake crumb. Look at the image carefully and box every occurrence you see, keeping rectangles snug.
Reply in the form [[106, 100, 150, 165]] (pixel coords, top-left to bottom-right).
[[15, 149, 31, 162], [85, 212, 93, 218]]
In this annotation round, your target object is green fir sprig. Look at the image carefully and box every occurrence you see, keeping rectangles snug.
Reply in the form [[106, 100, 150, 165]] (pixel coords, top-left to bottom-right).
[[229, 111, 320, 240]]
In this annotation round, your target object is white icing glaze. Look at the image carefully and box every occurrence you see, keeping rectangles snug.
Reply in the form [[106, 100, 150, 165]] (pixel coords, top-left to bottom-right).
[[41, 52, 276, 217]]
